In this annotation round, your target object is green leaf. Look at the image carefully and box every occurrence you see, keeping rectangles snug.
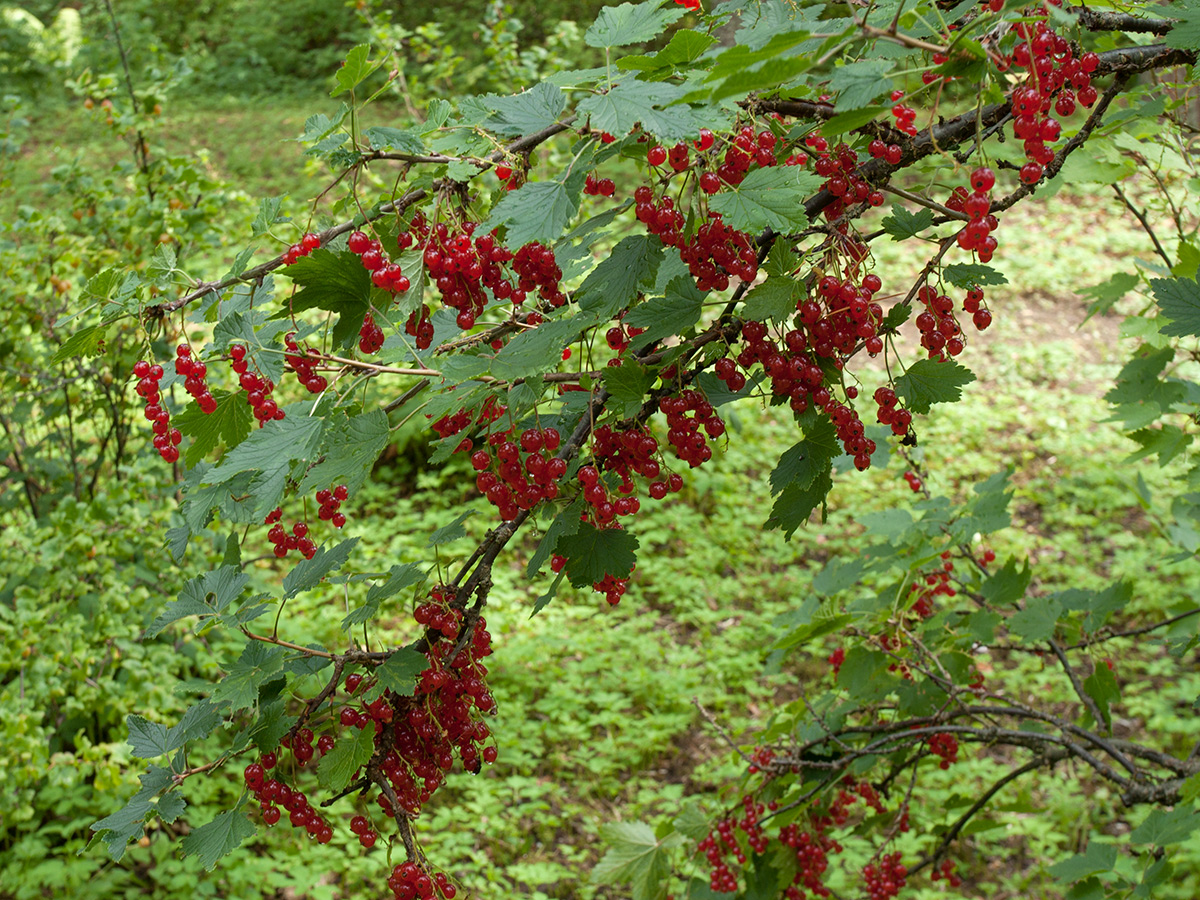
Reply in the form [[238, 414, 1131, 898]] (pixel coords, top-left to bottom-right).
[[980, 558, 1031, 606], [91, 798, 152, 861], [364, 126, 426, 155], [741, 277, 799, 323], [1126, 423, 1193, 465], [528, 497, 585, 577], [591, 820, 683, 899], [181, 806, 256, 871], [765, 464, 833, 539], [673, 802, 711, 842], [343, 562, 428, 630], [617, 29, 717, 71], [52, 324, 107, 365], [285, 249, 370, 338], [211, 642, 285, 713], [1129, 804, 1199, 845], [585, 2, 685, 48], [942, 262, 1008, 288], [1081, 271, 1140, 321], [577, 80, 698, 142], [769, 418, 839, 496], [1165, 1, 1200, 50], [894, 359, 975, 414], [1049, 843, 1118, 883], [482, 179, 582, 248], [623, 275, 704, 346], [318, 723, 376, 792], [1008, 597, 1064, 643], [882, 205, 934, 241], [146, 566, 249, 637], [126, 716, 171, 759], [428, 510, 477, 546], [708, 167, 820, 235], [531, 570, 566, 616], [882, 301, 912, 331], [577, 234, 665, 320], [605, 358, 657, 419], [557, 522, 640, 588], [813, 557, 867, 595], [250, 699, 297, 753], [250, 197, 288, 237], [1151, 276, 1200, 336], [297, 409, 391, 497], [174, 390, 253, 469], [283, 537, 359, 598], [1083, 662, 1120, 731], [819, 105, 887, 135], [209, 414, 324, 489], [491, 315, 589, 381], [828, 59, 893, 110], [374, 648, 429, 698], [485, 82, 567, 136], [330, 44, 380, 97]]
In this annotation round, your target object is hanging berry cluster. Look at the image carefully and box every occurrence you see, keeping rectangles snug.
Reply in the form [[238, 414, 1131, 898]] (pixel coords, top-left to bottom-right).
[[928, 732, 960, 769], [283, 333, 329, 393], [949, 166, 999, 263], [243, 752, 335, 842], [282, 232, 322, 266], [133, 360, 182, 463], [386, 862, 458, 900], [347, 229, 412, 294], [316, 484, 349, 529], [263, 507, 318, 560], [173, 344, 217, 413], [909, 551, 956, 618], [230, 345, 285, 426], [471, 426, 567, 521], [660, 391, 724, 467]]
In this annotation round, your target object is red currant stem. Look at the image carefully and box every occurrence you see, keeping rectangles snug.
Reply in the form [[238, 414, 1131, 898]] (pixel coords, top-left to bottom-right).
[[382, 378, 429, 414], [844, 18, 952, 56], [992, 71, 1131, 215], [1110, 182, 1174, 269], [286, 657, 346, 744], [879, 183, 969, 222], [366, 149, 493, 167], [907, 757, 1044, 878], [170, 757, 225, 786], [693, 698, 758, 768], [241, 627, 335, 658], [1046, 637, 1111, 733]]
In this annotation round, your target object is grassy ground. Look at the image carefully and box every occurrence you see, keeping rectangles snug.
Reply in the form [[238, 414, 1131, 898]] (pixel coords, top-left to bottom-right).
[[6, 93, 1198, 899]]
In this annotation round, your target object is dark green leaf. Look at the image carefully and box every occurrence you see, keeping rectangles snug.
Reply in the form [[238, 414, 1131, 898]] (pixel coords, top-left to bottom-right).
[[146, 566, 249, 637], [623, 276, 704, 347], [482, 180, 582, 247], [617, 29, 717, 71], [181, 806, 256, 871], [317, 723, 376, 792], [90, 798, 152, 861], [1152, 276, 1200, 336], [1165, 1, 1200, 50], [374, 648, 429, 698], [486, 82, 567, 136], [709, 167, 820, 235], [577, 80, 698, 142], [769, 418, 839, 496], [364, 126, 426, 154], [591, 820, 683, 897], [428, 510, 477, 546], [174, 390, 253, 469], [1083, 662, 1119, 731], [980, 558, 1031, 606], [1129, 804, 1199, 845], [557, 522, 640, 588], [894, 359, 975, 414], [283, 538, 359, 598], [882, 205, 934, 241], [211, 642, 285, 712], [829, 59, 893, 110], [1081, 271, 1139, 321], [126, 716, 171, 759], [605, 359, 657, 419], [532, 570, 566, 617], [491, 314, 589, 381], [577, 234, 665, 320], [942, 262, 1009, 288], [297, 409, 390, 496], [250, 197, 288, 237], [1008, 597, 1064, 643], [1048, 843, 1118, 883], [528, 497, 585, 577], [820, 105, 887, 135], [765, 464, 833, 539], [585, 2, 685, 48]]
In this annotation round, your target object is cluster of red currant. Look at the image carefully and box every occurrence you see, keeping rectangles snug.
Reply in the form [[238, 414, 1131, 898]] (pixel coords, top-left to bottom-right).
[[348, 814, 378, 850], [866, 137, 905, 167], [471, 426, 567, 521], [863, 852, 909, 900], [828, 646, 846, 677], [679, 214, 759, 292], [316, 484, 349, 529], [173, 344, 217, 414], [1008, 18, 1100, 186], [660, 391, 725, 467], [230, 345, 285, 426], [245, 754, 333, 842], [949, 166, 999, 263], [889, 90, 919, 136], [359, 313, 386, 354], [347, 229, 412, 294], [813, 138, 885, 210], [386, 861, 457, 900], [282, 231, 321, 266], [928, 732, 959, 769], [909, 551, 957, 618], [930, 859, 964, 888], [873, 387, 915, 440], [583, 172, 616, 196], [283, 333, 329, 393], [264, 507, 318, 560], [133, 360, 183, 463]]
